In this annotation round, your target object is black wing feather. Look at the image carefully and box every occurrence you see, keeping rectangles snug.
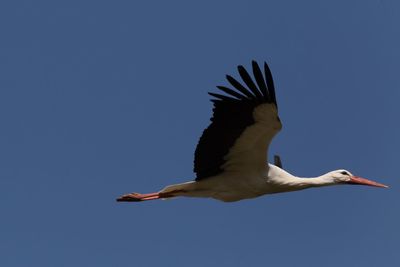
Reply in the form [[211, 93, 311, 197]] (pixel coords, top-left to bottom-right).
[[264, 62, 277, 106], [252, 61, 269, 98], [226, 75, 255, 99], [216, 86, 247, 100], [238, 65, 263, 99], [208, 92, 238, 102], [194, 61, 278, 180]]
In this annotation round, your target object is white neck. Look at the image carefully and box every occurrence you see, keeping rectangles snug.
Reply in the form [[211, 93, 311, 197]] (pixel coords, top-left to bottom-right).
[[268, 164, 336, 191], [287, 176, 336, 188]]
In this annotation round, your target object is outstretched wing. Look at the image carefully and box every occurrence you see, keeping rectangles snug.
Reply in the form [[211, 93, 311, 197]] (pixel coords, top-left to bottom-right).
[[194, 61, 282, 180]]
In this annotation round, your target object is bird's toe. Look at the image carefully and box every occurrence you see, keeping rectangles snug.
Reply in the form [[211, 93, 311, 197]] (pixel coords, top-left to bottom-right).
[[116, 193, 142, 202]]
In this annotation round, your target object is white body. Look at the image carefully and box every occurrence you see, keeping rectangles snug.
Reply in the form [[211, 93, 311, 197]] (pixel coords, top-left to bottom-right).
[[160, 164, 338, 202]]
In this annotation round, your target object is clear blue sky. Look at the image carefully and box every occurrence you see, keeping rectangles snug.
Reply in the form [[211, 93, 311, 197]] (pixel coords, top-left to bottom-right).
[[1, 1, 399, 266]]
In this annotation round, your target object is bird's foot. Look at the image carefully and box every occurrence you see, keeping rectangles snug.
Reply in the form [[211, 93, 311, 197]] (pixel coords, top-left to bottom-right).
[[116, 193, 142, 202], [116, 192, 160, 202]]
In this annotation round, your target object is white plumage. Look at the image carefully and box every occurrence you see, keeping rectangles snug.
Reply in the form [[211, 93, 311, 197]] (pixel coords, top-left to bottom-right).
[[117, 61, 387, 203]]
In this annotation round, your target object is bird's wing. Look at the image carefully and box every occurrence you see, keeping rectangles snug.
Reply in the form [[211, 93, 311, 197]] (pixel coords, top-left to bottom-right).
[[194, 61, 282, 180]]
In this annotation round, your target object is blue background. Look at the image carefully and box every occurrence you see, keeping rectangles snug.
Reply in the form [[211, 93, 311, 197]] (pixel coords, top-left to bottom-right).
[[1, 1, 399, 266]]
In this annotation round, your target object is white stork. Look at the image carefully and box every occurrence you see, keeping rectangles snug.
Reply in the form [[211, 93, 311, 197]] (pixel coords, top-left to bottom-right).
[[117, 61, 388, 203]]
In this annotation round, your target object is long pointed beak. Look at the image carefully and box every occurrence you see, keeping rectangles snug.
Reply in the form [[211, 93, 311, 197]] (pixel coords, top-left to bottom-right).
[[348, 176, 389, 188]]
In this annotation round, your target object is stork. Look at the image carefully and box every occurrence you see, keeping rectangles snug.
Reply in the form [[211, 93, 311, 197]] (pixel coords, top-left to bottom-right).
[[117, 61, 388, 203]]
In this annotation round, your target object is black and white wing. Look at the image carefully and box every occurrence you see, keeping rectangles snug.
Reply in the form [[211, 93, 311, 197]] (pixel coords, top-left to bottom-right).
[[194, 61, 282, 180]]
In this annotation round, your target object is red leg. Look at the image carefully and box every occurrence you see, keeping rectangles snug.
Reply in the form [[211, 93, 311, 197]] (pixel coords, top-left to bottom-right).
[[116, 189, 187, 202]]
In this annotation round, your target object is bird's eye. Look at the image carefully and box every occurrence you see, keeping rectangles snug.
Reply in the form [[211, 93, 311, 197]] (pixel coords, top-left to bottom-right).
[[340, 171, 349, 175]]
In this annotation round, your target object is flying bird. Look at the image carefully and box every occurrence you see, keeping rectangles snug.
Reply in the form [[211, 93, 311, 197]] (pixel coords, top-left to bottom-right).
[[117, 61, 388, 203]]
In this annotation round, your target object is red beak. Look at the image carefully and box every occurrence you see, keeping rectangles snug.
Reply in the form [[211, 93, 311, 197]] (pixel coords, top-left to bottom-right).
[[348, 176, 388, 188]]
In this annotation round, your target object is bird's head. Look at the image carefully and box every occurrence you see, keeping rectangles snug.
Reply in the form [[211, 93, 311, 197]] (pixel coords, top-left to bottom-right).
[[328, 169, 388, 188]]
